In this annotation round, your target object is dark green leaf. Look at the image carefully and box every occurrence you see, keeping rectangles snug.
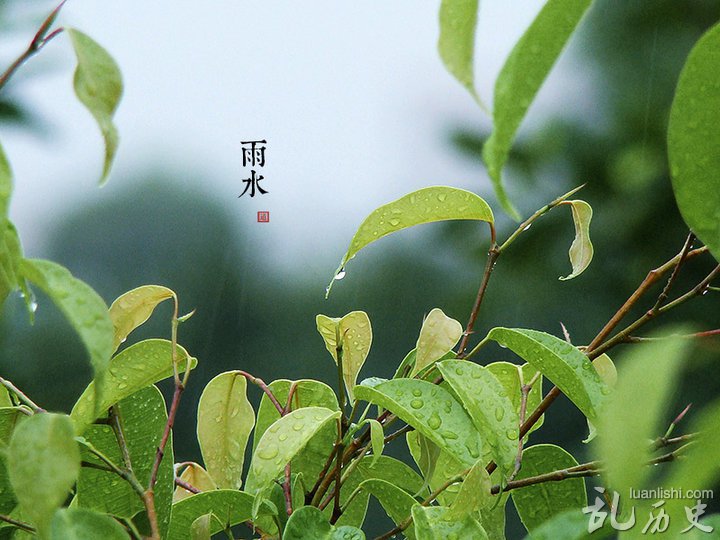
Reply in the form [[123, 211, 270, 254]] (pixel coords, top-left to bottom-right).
[[284, 506, 365, 540], [167, 490, 254, 540], [358, 479, 418, 539], [50, 508, 128, 540]]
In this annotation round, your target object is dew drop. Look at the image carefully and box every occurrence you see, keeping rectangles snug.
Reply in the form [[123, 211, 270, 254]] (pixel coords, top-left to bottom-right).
[[442, 430, 458, 440], [506, 429, 519, 440], [389, 218, 401, 227], [258, 444, 279, 460], [29, 300, 38, 313], [293, 422, 304, 431], [334, 268, 346, 281], [410, 399, 424, 409], [494, 408, 505, 422], [523, 223, 532, 231], [117, 382, 128, 390], [412, 389, 422, 397], [427, 412, 442, 430], [279, 434, 288, 442]]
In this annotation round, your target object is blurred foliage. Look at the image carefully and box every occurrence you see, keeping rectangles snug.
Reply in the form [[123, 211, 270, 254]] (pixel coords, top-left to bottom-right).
[[2, 0, 720, 537]]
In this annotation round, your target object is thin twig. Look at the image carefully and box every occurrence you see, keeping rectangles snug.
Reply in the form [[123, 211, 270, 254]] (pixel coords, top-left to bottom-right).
[[109, 405, 134, 473], [238, 370, 284, 414], [0, 376, 45, 413], [0, 513, 35, 533], [650, 232, 695, 312], [174, 477, 201, 495]]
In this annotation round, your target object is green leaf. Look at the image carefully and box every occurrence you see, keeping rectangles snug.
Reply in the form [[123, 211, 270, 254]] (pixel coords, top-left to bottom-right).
[[438, 360, 519, 474], [355, 379, 482, 468], [446, 459, 492, 520], [67, 29, 123, 184], [316, 311, 372, 401], [108, 285, 175, 352], [359, 418, 384, 465], [327, 186, 493, 295], [167, 490, 254, 540], [486, 328, 608, 420], [0, 408, 24, 515], [247, 407, 340, 492], [0, 140, 11, 218], [357, 479, 419, 539], [482, 0, 592, 219], [595, 335, 689, 500], [71, 338, 197, 433], [583, 354, 616, 444], [408, 432, 441, 495], [8, 413, 81, 534], [50, 508, 128, 540], [524, 508, 614, 540], [511, 444, 587, 532], [20, 259, 114, 410], [0, 221, 27, 312], [668, 22, 720, 262], [189, 513, 212, 540], [438, 0, 480, 102], [412, 504, 488, 540], [197, 371, 255, 490], [77, 386, 174, 537], [252, 379, 339, 484], [173, 463, 217, 503], [486, 361, 544, 436], [559, 200, 594, 280], [284, 506, 365, 540], [412, 309, 463, 377]]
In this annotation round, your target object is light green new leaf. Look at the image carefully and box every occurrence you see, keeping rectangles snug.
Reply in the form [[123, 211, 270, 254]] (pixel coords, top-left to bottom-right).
[[284, 506, 365, 540], [358, 479, 419, 539], [595, 335, 689, 501], [438, 0, 480, 102], [446, 459, 492, 520], [190, 513, 212, 540], [357, 418, 384, 465], [8, 413, 80, 534], [487, 328, 608, 420], [316, 311, 372, 401], [327, 186, 493, 295], [108, 285, 175, 352], [197, 371, 254, 490], [71, 338, 196, 433], [0, 143, 23, 307], [173, 463, 218, 503], [355, 379, 482, 468], [482, 0, 592, 218], [412, 309, 463, 377], [668, 22, 720, 262], [50, 508, 128, 540], [407, 431, 462, 505], [412, 504, 488, 540], [583, 353, 616, 444], [248, 407, 340, 492], [524, 508, 614, 540], [20, 259, 114, 410], [77, 386, 174, 537], [487, 361, 544, 435], [168, 490, 254, 540], [559, 200, 593, 280], [438, 360, 519, 474], [511, 444, 587, 532], [67, 29, 123, 184]]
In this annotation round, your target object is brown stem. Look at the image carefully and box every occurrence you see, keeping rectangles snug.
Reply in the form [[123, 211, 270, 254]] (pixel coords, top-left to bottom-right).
[[174, 477, 201, 495], [238, 370, 284, 414], [0, 513, 35, 533], [650, 232, 695, 312], [283, 463, 294, 516]]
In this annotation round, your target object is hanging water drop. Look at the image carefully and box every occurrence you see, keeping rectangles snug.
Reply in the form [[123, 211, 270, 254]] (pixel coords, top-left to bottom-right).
[[334, 268, 346, 281], [523, 223, 532, 231]]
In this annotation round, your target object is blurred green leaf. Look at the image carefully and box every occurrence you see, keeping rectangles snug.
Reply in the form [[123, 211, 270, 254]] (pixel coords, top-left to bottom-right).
[[316, 311, 372, 401], [168, 490, 254, 540], [197, 371, 255, 490], [523, 508, 613, 540], [482, 0, 592, 218], [511, 444, 587, 532], [247, 407, 340, 492], [8, 413, 80, 534], [67, 29, 123, 184], [328, 186, 493, 295], [412, 504, 488, 539], [487, 328, 608, 420], [412, 309, 463, 377], [108, 285, 175, 352], [71, 338, 196, 433], [357, 479, 418, 539], [173, 463, 217, 503], [559, 200, 594, 281], [284, 506, 365, 540], [439, 360, 519, 474], [583, 353, 616, 444], [189, 513, 212, 540], [438, 0, 480, 102], [668, 21, 720, 262], [0, 408, 23, 515], [49, 508, 128, 540], [355, 379, 482, 468], [19, 259, 114, 411]]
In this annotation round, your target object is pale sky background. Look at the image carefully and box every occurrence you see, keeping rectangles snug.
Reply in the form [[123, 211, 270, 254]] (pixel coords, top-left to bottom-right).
[[1, 1, 591, 275]]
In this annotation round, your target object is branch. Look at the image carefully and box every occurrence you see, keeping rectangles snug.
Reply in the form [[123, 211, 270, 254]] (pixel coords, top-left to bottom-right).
[[0, 513, 35, 533], [238, 370, 284, 414], [174, 477, 201, 495], [0, 376, 45, 413]]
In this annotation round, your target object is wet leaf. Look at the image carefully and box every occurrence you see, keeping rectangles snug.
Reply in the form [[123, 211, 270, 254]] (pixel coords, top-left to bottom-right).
[[247, 407, 340, 492], [284, 506, 365, 540], [327, 186, 493, 295], [173, 463, 218, 503], [20, 259, 114, 410], [446, 459, 492, 520], [358, 479, 419, 539], [511, 444, 587, 532], [482, 0, 592, 218], [355, 379, 482, 468], [316, 311, 372, 401], [668, 22, 720, 262], [197, 371, 255, 490], [559, 200, 593, 280], [8, 413, 80, 534], [486, 361, 544, 436], [487, 328, 608, 421], [71, 338, 196, 433], [68, 29, 123, 184], [168, 490, 254, 540], [189, 513, 212, 540], [438, 0, 480, 102], [77, 386, 174, 537], [438, 360, 519, 474], [412, 309, 463, 377], [359, 418, 384, 465], [50, 508, 128, 540], [412, 504, 488, 539], [108, 285, 175, 352]]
